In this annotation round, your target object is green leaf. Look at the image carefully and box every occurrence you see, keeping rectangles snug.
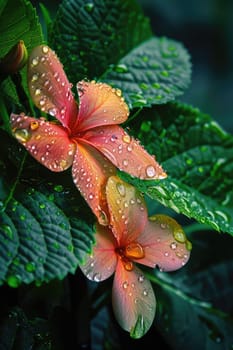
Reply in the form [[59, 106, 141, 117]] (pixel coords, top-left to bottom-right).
[[0, 183, 95, 286], [0, 307, 52, 348], [48, 0, 152, 83], [151, 231, 233, 349], [103, 37, 192, 108], [0, 0, 43, 106], [119, 102, 233, 234]]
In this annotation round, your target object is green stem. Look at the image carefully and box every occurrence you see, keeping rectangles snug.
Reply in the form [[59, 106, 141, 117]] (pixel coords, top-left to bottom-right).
[[0, 94, 11, 134], [1, 150, 27, 213]]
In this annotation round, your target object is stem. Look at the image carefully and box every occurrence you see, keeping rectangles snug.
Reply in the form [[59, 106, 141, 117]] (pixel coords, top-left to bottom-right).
[[0, 94, 11, 134], [1, 150, 27, 213], [11, 72, 33, 115]]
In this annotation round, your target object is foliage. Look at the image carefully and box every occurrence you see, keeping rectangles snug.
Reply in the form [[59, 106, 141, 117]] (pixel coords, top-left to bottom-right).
[[0, 0, 233, 348]]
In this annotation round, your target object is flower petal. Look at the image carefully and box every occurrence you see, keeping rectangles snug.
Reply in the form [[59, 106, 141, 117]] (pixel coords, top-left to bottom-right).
[[112, 261, 156, 338], [74, 81, 129, 131], [10, 113, 75, 172], [80, 224, 117, 282], [27, 45, 78, 129], [105, 176, 147, 244], [72, 142, 116, 225], [137, 214, 192, 271], [83, 125, 167, 180]]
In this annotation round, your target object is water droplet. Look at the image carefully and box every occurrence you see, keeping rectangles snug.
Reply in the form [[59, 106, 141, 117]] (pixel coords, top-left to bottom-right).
[[146, 165, 156, 178], [93, 273, 101, 281], [143, 289, 148, 296], [54, 185, 63, 192], [116, 182, 126, 196], [114, 64, 128, 73], [174, 230, 186, 243], [170, 242, 177, 250], [122, 281, 129, 289], [42, 46, 49, 54], [138, 275, 144, 283], [122, 134, 131, 144], [13, 128, 31, 142], [84, 2, 94, 12], [31, 74, 39, 82], [25, 262, 36, 272], [1, 224, 13, 239], [31, 57, 39, 66], [7, 275, 21, 288], [30, 121, 39, 130], [161, 70, 169, 77]]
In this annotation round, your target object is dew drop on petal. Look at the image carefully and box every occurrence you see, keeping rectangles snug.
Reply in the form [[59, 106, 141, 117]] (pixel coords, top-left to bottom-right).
[[42, 45, 49, 54], [30, 121, 39, 130], [138, 275, 145, 283], [174, 230, 186, 243], [146, 165, 156, 178], [170, 242, 177, 250], [122, 281, 129, 289], [116, 182, 126, 196], [13, 129, 31, 143], [122, 134, 131, 144], [31, 57, 39, 66], [93, 273, 101, 281]]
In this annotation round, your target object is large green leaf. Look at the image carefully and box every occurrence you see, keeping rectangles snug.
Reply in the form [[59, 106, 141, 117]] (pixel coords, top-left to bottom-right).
[[103, 37, 192, 108], [49, 0, 152, 84], [119, 102, 233, 234], [150, 230, 233, 350], [0, 181, 95, 286]]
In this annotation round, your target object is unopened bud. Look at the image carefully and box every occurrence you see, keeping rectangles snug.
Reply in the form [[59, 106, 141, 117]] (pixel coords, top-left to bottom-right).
[[0, 40, 28, 80]]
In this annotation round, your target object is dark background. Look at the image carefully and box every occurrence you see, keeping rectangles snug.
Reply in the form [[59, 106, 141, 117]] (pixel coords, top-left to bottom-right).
[[139, 0, 233, 133]]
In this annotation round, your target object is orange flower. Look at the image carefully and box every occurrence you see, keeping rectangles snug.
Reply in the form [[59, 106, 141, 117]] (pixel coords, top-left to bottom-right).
[[11, 45, 166, 225], [80, 176, 192, 338]]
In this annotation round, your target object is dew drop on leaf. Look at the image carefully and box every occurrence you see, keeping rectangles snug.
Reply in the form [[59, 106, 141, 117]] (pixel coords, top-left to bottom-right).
[[1, 224, 13, 239], [7, 275, 21, 288], [25, 262, 36, 272]]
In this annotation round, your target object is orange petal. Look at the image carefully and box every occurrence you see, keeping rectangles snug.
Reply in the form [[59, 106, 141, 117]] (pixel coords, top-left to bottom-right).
[[10, 113, 75, 172], [112, 261, 156, 338], [80, 224, 117, 281], [137, 214, 192, 271], [72, 142, 116, 225], [28, 45, 78, 129], [74, 81, 129, 131], [83, 125, 167, 180], [105, 176, 147, 244]]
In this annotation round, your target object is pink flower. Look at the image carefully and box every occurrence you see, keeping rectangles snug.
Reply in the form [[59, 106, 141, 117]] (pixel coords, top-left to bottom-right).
[[80, 176, 192, 338], [10, 45, 167, 225]]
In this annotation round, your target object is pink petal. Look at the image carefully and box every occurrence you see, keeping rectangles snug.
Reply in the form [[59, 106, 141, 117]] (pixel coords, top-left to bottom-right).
[[72, 142, 116, 225], [137, 214, 192, 271], [83, 125, 167, 180], [105, 176, 147, 245], [80, 224, 117, 282], [74, 81, 129, 131], [10, 113, 75, 172], [112, 261, 156, 338], [27, 45, 78, 129]]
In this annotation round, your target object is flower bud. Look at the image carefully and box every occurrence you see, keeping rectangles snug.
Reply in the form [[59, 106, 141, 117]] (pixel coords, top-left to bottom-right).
[[0, 40, 28, 80]]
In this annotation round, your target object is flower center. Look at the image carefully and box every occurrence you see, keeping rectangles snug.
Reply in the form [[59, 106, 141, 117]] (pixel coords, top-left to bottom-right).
[[116, 242, 145, 271]]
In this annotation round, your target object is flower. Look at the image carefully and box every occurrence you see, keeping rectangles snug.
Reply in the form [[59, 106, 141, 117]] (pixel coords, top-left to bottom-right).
[[80, 176, 192, 338], [10, 45, 167, 225]]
